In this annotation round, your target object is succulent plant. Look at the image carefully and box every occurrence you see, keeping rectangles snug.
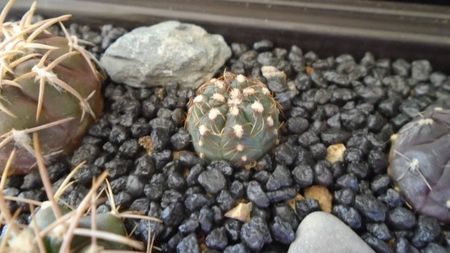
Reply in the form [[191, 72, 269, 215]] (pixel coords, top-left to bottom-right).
[[186, 69, 281, 166], [31, 201, 130, 252], [0, 0, 103, 175], [388, 107, 450, 223]]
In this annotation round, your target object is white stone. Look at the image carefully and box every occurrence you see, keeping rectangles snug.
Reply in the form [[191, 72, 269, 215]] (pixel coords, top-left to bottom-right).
[[288, 212, 375, 253]]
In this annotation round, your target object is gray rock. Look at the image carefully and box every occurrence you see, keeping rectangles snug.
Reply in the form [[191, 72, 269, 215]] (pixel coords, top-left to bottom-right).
[[288, 212, 375, 253], [101, 21, 231, 88]]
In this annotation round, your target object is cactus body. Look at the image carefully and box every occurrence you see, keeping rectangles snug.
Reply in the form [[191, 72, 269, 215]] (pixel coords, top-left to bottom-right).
[[33, 202, 129, 252], [186, 71, 280, 166], [389, 108, 450, 223], [0, 4, 103, 175]]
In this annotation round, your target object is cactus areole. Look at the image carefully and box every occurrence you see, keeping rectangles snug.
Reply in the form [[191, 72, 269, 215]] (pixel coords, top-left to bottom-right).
[[186, 72, 280, 166], [0, 2, 104, 175], [389, 108, 450, 223]]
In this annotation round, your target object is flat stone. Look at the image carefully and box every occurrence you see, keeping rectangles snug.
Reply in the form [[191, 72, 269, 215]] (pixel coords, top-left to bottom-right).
[[288, 211, 375, 253], [101, 21, 231, 88]]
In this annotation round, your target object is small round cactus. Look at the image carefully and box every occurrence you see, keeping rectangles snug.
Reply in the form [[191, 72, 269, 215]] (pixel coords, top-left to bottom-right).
[[32, 202, 129, 252], [186, 71, 281, 166], [389, 108, 450, 223], [0, 1, 103, 175]]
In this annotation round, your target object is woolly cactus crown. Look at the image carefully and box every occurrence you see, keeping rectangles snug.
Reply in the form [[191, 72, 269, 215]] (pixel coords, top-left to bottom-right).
[[186, 71, 281, 166]]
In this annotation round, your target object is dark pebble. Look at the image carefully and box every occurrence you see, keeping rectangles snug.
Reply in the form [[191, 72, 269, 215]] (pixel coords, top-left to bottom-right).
[[224, 219, 241, 242], [320, 128, 351, 145], [274, 142, 297, 165], [389, 206, 418, 230], [161, 202, 185, 226], [412, 215, 441, 248], [266, 165, 292, 191], [395, 237, 420, 253], [411, 60, 432, 81], [354, 194, 387, 222], [197, 169, 226, 194], [270, 216, 295, 244], [334, 188, 355, 205], [170, 129, 191, 150], [333, 205, 362, 229], [423, 243, 447, 253], [287, 117, 309, 134], [206, 227, 228, 250], [184, 193, 210, 211], [247, 181, 270, 208], [134, 154, 155, 178], [240, 217, 272, 251], [378, 189, 404, 207], [362, 233, 393, 253], [295, 198, 321, 220], [199, 207, 214, 233], [177, 233, 200, 253], [367, 223, 392, 241], [224, 243, 249, 253], [292, 164, 314, 188], [266, 187, 297, 203], [313, 160, 333, 186]]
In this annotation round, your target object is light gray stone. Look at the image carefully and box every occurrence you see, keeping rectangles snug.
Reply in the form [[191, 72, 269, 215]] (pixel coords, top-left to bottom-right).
[[288, 211, 375, 253], [100, 21, 231, 88]]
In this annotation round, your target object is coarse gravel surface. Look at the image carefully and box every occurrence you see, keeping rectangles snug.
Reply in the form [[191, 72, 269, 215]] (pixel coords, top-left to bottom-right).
[[3, 19, 450, 253]]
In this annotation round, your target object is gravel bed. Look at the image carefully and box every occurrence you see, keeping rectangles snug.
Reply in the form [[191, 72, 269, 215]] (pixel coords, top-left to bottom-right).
[[4, 20, 450, 252]]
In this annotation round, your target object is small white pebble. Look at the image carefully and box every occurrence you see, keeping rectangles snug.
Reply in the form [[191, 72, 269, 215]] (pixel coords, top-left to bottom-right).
[[446, 199, 450, 209], [251, 101, 264, 113], [199, 125, 208, 136], [241, 155, 247, 162], [266, 116, 274, 127], [198, 140, 203, 147], [193, 95, 203, 103], [243, 87, 255, 96], [236, 74, 247, 83], [212, 93, 225, 102], [199, 153, 205, 159], [435, 107, 443, 111], [233, 124, 244, 138], [236, 144, 244, 151], [208, 108, 220, 120], [230, 106, 239, 116], [262, 87, 270, 95]]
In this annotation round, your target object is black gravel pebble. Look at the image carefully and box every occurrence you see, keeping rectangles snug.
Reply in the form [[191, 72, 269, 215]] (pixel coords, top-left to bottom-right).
[[354, 194, 387, 222], [247, 181, 270, 208], [387, 207, 416, 230], [412, 215, 441, 248], [270, 216, 295, 244], [241, 217, 273, 251], [177, 233, 200, 253], [197, 169, 226, 194], [362, 233, 393, 253], [295, 198, 321, 220], [292, 164, 314, 188], [266, 165, 292, 191], [367, 223, 392, 241], [206, 227, 229, 250], [332, 205, 362, 229]]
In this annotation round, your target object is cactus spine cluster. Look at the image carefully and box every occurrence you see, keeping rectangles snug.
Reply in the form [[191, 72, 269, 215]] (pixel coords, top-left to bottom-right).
[[186, 70, 281, 166], [0, 0, 103, 175], [389, 107, 450, 223]]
